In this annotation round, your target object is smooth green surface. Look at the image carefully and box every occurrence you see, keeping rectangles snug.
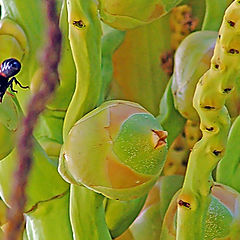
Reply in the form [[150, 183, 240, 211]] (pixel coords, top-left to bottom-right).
[[70, 185, 111, 240], [25, 192, 73, 240]]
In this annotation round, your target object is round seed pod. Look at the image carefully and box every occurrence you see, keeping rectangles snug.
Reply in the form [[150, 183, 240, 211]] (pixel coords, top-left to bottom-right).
[[160, 183, 240, 239], [59, 100, 167, 200], [97, 0, 181, 30]]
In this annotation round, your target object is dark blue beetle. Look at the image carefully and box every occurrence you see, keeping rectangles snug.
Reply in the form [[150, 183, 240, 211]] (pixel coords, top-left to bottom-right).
[[0, 58, 29, 102]]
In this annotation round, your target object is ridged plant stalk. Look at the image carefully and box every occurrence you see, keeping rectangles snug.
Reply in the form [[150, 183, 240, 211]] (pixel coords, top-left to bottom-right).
[[61, 1, 111, 239], [176, 1, 240, 239], [63, 0, 102, 139]]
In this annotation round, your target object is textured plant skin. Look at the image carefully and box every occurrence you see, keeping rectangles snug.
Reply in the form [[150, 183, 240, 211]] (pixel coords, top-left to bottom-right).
[[160, 183, 240, 239], [176, 1, 240, 239]]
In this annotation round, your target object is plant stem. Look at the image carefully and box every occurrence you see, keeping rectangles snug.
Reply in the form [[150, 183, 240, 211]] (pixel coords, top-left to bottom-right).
[[4, 0, 62, 239]]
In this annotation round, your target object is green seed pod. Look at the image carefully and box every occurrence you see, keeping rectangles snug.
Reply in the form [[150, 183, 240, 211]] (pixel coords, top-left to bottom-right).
[[172, 30, 217, 121], [97, 0, 183, 30], [59, 100, 167, 200], [160, 184, 240, 240]]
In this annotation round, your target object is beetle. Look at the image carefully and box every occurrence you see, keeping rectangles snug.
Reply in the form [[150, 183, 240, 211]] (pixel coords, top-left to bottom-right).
[[0, 58, 29, 102]]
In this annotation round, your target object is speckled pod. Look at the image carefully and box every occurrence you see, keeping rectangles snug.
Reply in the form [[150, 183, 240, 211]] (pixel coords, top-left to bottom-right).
[[97, 0, 183, 30], [59, 100, 167, 200], [177, 1, 240, 239], [161, 184, 240, 239]]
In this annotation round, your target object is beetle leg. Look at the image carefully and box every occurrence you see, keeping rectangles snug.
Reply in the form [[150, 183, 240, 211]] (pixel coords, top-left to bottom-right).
[[8, 78, 18, 93], [12, 77, 29, 89]]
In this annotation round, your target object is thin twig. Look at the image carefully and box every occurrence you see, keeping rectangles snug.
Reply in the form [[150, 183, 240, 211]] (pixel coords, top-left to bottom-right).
[[4, 0, 62, 239]]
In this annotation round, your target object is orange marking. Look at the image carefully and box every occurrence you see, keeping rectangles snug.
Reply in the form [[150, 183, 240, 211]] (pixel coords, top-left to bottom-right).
[[0, 72, 6, 78]]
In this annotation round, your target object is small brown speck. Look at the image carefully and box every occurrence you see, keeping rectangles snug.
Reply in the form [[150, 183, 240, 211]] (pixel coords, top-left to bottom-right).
[[228, 20, 235, 27], [73, 20, 86, 29], [178, 200, 191, 209], [223, 88, 232, 93], [213, 150, 222, 156], [206, 127, 214, 131], [204, 106, 215, 110], [229, 49, 239, 54]]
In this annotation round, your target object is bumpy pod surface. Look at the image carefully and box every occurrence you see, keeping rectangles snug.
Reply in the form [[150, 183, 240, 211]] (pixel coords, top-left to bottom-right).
[[172, 30, 217, 121], [97, 0, 182, 30], [59, 100, 167, 200], [160, 184, 240, 240], [176, 1, 240, 239]]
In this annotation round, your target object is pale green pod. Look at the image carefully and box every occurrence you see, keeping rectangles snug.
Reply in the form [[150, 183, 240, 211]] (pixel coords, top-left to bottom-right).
[[98, 0, 183, 30], [105, 194, 147, 238], [59, 100, 167, 200], [172, 30, 217, 121]]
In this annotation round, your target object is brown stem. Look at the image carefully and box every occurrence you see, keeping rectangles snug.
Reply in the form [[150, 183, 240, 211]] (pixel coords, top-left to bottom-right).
[[4, 0, 62, 239]]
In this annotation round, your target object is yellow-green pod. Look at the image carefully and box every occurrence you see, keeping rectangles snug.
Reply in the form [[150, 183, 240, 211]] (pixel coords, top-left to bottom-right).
[[98, 0, 183, 30], [59, 100, 167, 200]]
